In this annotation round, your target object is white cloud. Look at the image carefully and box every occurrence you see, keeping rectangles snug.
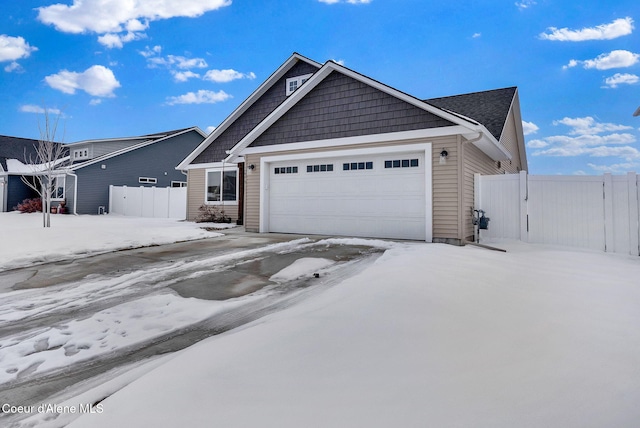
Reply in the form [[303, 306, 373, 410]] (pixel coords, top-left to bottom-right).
[[587, 162, 640, 173], [165, 89, 231, 105], [529, 116, 639, 161], [522, 120, 539, 135], [604, 73, 639, 88], [515, 0, 536, 10], [89, 99, 103, 106], [19, 105, 64, 115], [203, 69, 256, 83], [472, 33, 482, 38], [98, 31, 146, 49], [140, 45, 162, 58], [553, 116, 633, 135], [37, 0, 231, 47], [45, 65, 121, 97], [172, 71, 201, 82], [564, 50, 639, 70], [540, 17, 634, 41], [145, 52, 208, 70], [4, 61, 21, 72], [0, 34, 38, 63], [205, 126, 216, 134]]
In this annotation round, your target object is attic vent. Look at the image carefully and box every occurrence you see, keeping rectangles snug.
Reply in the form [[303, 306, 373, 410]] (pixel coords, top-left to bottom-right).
[[286, 74, 313, 96]]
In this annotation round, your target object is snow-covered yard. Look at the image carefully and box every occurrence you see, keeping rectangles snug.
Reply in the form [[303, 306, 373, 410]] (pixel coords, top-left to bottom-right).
[[2, 213, 640, 427], [0, 212, 219, 271]]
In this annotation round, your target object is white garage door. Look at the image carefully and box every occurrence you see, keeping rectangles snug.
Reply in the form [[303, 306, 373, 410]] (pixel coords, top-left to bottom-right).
[[267, 152, 428, 240]]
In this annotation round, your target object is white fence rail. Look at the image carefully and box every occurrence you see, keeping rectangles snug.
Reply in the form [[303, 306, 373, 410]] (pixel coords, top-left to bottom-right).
[[109, 185, 187, 219], [475, 171, 640, 255]]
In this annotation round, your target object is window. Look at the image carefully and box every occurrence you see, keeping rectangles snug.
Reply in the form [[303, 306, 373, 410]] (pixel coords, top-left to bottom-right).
[[274, 166, 298, 174], [139, 177, 157, 184], [73, 148, 89, 160], [285, 74, 313, 96], [306, 164, 333, 173], [384, 158, 419, 168], [343, 161, 373, 171], [52, 175, 65, 200], [206, 169, 237, 203], [171, 181, 187, 188]]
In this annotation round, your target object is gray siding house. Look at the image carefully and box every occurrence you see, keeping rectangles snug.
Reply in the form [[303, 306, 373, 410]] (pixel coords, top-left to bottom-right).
[[178, 53, 527, 243], [0, 135, 68, 212], [62, 127, 206, 215]]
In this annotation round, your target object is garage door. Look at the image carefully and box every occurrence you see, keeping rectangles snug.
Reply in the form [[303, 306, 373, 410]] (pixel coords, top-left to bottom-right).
[[268, 152, 428, 240]]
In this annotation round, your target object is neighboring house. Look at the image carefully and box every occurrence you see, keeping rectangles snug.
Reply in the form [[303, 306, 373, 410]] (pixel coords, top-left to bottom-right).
[[61, 127, 206, 214], [0, 135, 68, 212], [178, 53, 527, 243]]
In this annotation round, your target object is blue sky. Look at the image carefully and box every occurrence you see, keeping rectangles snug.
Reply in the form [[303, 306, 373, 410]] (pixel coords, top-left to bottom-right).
[[1, 0, 638, 175]]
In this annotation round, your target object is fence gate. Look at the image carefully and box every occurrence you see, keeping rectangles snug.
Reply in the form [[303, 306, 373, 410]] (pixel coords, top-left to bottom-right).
[[109, 185, 187, 219], [475, 171, 640, 256]]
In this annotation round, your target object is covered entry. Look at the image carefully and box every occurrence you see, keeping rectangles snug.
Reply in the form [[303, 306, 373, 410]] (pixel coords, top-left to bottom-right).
[[260, 144, 432, 241]]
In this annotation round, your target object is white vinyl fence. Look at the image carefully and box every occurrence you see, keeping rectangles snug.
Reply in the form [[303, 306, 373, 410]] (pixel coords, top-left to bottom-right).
[[109, 185, 187, 219], [475, 171, 640, 255]]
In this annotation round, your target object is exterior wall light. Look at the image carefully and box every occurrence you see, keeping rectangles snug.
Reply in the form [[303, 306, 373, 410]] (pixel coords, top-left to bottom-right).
[[439, 149, 448, 165]]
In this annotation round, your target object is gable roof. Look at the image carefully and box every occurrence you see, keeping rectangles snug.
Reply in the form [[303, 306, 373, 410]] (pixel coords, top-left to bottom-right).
[[177, 53, 322, 169], [425, 87, 517, 141], [69, 127, 206, 171], [0, 135, 66, 172], [225, 60, 511, 162]]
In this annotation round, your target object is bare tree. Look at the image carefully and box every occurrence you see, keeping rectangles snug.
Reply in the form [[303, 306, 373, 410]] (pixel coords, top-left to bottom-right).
[[21, 108, 69, 227]]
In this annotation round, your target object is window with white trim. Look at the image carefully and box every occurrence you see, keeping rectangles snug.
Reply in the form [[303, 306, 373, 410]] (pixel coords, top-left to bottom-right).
[[73, 148, 89, 160], [51, 175, 65, 200], [285, 74, 313, 96], [139, 177, 157, 184], [171, 181, 187, 188], [206, 168, 237, 203]]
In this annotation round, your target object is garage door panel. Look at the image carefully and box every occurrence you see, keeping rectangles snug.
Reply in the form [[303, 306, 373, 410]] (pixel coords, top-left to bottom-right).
[[268, 152, 428, 240]]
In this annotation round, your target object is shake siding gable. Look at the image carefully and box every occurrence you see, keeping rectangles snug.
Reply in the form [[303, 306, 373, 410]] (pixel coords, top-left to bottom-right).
[[193, 61, 320, 164], [250, 71, 455, 148]]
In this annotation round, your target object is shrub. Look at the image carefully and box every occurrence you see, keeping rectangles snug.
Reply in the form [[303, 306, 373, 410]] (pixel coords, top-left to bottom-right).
[[195, 204, 231, 223], [14, 198, 43, 213]]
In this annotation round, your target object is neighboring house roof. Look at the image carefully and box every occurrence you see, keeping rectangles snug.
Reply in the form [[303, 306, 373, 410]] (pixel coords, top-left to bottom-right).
[[425, 87, 517, 141], [68, 127, 206, 171], [0, 135, 67, 172], [177, 53, 323, 169]]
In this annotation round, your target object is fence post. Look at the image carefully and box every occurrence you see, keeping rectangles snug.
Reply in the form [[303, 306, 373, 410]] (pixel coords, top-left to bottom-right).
[[108, 185, 113, 214], [628, 172, 639, 256], [519, 170, 528, 242], [603, 173, 614, 253]]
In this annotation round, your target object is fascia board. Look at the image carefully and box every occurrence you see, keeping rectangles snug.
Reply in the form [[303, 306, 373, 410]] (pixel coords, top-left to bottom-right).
[[226, 61, 486, 162], [177, 54, 322, 169], [66, 136, 150, 146], [176, 161, 237, 171]]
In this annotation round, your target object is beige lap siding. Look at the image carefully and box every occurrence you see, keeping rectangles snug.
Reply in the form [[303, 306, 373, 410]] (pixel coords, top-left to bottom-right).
[[187, 168, 205, 221], [244, 136, 461, 240], [186, 168, 239, 223]]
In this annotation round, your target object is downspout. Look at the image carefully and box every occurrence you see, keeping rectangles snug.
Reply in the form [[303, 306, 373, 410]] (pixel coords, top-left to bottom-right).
[[460, 132, 484, 243], [66, 171, 79, 215]]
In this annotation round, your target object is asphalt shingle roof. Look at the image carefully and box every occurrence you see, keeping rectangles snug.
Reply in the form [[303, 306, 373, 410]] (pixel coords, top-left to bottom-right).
[[425, 87, 517, 140], [0, 135, 41, 171]]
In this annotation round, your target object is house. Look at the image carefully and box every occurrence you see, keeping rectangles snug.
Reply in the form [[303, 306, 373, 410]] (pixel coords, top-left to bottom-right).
[[178, 53, 527, 243], [60, 127, 206, 214], [0, 135, 68, 212]]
